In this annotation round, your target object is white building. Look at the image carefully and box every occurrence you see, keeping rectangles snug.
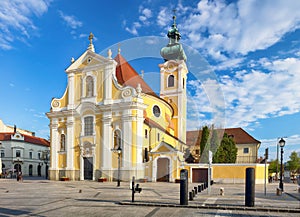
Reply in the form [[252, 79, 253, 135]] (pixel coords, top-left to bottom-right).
[[0, 120, 50, 178]]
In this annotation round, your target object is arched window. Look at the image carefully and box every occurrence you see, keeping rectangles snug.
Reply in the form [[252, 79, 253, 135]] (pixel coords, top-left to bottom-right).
[[113, 130, 122, 149], [60, 134, 66, 151], [86, 76, 94, 97], [168, 75, 175, 87], [84, 116, 94, 136]]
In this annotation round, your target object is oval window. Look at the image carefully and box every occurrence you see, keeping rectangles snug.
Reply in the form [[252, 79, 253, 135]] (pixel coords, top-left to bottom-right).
[[153, 105, 161, 117]]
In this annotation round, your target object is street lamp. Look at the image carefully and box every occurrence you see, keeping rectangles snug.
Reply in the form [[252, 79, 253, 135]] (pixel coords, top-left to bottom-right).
[[278, 138, 285, 191], [111, 146, 122, 187], [42, 150, 50, 179]]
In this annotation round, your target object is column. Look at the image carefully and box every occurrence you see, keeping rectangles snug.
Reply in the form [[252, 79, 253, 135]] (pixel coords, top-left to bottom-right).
[[101, 112, 112, 170], [66, 116, 74, 170], [50, 118, 59, 170], [103, 61, 116, 104], [122, 110, 132, 169], [68, 72, 75, 109]]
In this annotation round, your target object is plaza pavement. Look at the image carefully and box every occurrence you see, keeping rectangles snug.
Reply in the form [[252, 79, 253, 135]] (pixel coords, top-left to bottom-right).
[[0, 177, 299, 216]]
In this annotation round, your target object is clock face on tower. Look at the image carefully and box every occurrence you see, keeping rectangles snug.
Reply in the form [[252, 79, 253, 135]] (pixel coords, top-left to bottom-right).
[[153, 105, 161, 117]]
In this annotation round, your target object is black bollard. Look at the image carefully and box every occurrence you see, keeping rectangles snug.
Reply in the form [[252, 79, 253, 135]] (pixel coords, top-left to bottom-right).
[[194, 186, 198, 194], [198, 185, 201, 193], [180, 169, 188, 205], [189, 191, 193, 200], [245, 168, 255, 207]]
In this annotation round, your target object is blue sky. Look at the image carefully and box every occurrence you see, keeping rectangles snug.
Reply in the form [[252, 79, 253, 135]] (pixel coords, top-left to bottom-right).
[[0, 0, 299, 161]]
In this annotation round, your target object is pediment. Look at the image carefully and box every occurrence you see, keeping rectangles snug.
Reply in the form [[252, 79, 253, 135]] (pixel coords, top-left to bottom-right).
[[66, 50, 114, 72], [151, 141, 178, 153]]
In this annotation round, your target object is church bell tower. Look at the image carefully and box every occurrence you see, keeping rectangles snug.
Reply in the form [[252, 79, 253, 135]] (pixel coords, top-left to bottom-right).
[[159, 14, 188, 144]]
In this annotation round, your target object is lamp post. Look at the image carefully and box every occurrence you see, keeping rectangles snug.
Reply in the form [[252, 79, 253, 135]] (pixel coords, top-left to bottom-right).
[[111, 146, 122, 187], [42, 150, 50, 179], [278, 138, 285, 191]]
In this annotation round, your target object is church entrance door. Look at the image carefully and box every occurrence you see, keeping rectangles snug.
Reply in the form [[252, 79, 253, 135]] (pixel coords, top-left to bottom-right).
[[84, 157, 93, 180], [156, 157, 170, 182]]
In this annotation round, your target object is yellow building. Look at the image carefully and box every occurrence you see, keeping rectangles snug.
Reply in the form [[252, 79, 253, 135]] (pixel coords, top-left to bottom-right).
[[186, 128, 261, 163], [46, 17, 188, 181]]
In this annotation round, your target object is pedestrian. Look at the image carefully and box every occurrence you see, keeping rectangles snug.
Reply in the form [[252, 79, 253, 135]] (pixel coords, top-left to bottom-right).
[[19, 171, 23, 182]]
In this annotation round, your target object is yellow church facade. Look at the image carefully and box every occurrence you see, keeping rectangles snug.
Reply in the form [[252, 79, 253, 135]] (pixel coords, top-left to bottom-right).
[[46, 18, 189, 181]]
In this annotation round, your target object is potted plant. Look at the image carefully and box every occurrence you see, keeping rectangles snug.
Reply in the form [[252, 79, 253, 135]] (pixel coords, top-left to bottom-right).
[[98, 177, 107, 182], [60, 176, 69, 181]]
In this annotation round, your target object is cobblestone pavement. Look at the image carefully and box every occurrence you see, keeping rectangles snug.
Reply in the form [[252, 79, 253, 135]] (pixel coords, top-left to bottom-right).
[[0, 178, 299, 216]]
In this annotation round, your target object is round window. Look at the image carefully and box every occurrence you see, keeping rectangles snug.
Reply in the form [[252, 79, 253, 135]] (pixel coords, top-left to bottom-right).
[[153, 105, 161, 117]]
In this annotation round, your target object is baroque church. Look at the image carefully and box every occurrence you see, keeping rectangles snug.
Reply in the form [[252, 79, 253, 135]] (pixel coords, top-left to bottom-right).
[[46, 16, 189, 182]]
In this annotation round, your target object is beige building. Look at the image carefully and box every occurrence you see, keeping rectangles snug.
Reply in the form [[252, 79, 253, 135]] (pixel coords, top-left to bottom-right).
[[0, 119, 50, 177], [186, 127, 261, 163]]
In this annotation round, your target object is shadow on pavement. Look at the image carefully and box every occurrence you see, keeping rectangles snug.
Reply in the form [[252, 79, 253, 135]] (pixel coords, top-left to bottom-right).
[[0, 208, 32, 217]]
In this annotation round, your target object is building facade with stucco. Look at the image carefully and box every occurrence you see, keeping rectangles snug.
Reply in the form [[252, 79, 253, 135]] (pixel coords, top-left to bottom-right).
[[46, 16, 189, 182]]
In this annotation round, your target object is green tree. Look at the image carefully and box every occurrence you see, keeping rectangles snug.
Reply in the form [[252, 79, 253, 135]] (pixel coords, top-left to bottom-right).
[[268, 159, 279, 174], [210, 127, 220, 154], [199, 126, 210, 163], [286, 151, 300, 175], [200, 126, 210, 155], [213, 133, 237, 163]]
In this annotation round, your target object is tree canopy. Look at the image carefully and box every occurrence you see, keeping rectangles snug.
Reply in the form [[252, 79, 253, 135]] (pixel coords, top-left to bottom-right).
[[213, 133, 237, 163], [286, 151, 300, 175]]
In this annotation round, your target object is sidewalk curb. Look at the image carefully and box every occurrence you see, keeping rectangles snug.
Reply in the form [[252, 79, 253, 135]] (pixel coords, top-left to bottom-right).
[[119, 202, 300, 213]]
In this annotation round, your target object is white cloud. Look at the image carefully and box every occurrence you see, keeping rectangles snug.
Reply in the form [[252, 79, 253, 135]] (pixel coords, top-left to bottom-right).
[[157, 7, 169, 27], [181, 0, 300, 58], [187, 56, 300, 130], [0, 0, 51, 50], [125, 22, 141, 36], [58, 11, 83, 29]]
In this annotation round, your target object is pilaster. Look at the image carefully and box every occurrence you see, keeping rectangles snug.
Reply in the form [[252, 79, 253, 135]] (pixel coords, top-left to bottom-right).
[[101, 112, 112, 171], [66, 116, 74, 170], [68, 73, 75, 109], [50, 118, 59, 170]]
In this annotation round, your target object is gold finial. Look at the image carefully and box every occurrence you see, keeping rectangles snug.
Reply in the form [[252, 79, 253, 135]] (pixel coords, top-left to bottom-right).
[[89, 32, 94, 44], [118, 43, 121, 54]]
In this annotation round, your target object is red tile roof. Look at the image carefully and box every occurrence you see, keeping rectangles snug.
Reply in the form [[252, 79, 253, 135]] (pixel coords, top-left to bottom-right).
[[144, 117, 185, 145], [114, 54, 157, 97], [0, 132, 50, 147], [186, 127, 260, 147]]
